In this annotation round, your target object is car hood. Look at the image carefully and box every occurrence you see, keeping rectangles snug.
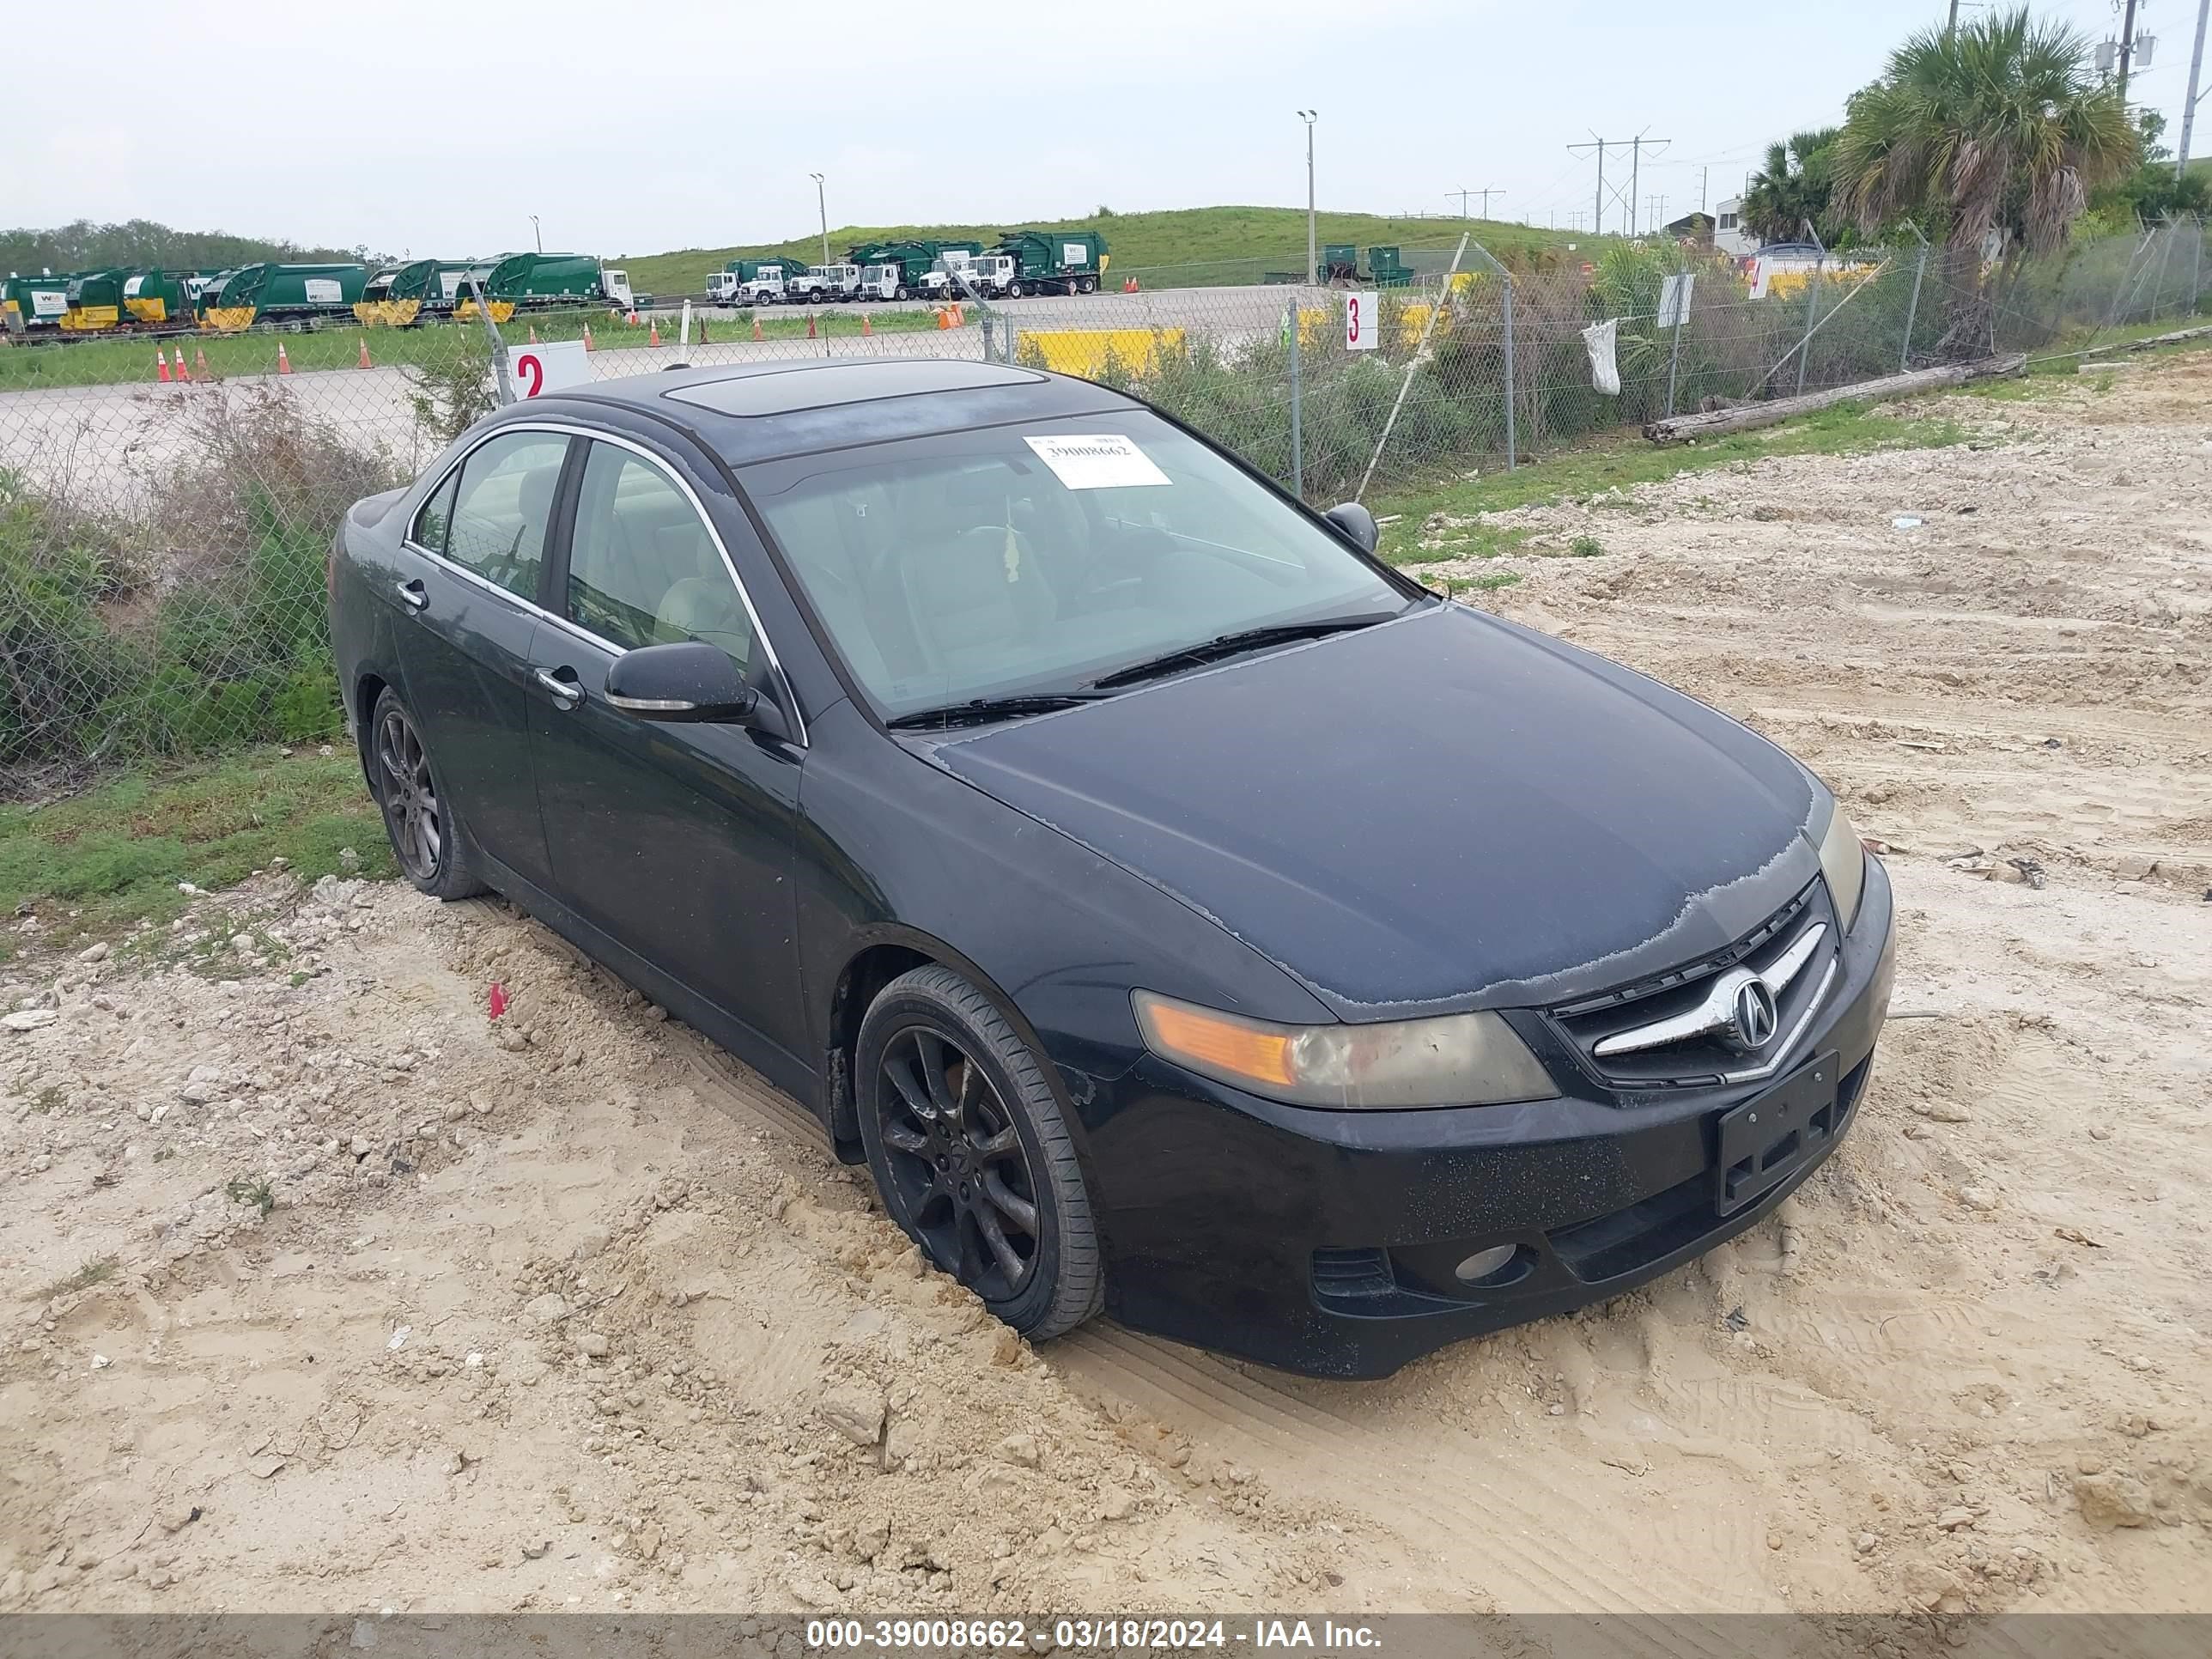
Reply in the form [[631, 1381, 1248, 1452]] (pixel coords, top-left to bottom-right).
[[924, 604, 1823, 1018]]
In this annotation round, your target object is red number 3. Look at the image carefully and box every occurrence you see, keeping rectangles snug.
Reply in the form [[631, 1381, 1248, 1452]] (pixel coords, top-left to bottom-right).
[[1347, 297, 1360, 342], [517, 354, 544, 398]]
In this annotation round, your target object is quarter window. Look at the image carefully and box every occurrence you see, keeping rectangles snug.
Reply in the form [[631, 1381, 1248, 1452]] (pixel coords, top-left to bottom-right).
[[566, 443, 753, 668], [410, 469, 459, 553], [444, 431, 570, 600]]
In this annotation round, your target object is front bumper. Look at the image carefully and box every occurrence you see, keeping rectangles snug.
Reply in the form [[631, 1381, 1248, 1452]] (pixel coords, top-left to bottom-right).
[[1086, 859, 1896, 1378]]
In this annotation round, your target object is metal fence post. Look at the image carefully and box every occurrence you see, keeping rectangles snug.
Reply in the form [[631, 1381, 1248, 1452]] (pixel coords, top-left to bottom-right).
[[2193, 216, 2206, 313], [467, 277, 514, 405], [1900, 225, 1929, 372], [1795, 248, 1825, 397], [1286, 300, 1304, 501], [2152, 216, 2177, 321], [1663, 255, 1686, 421], [1501, 269, 1517, 471]]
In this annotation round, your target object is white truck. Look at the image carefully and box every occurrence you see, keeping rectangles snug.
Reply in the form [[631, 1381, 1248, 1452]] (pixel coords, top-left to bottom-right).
[[921, 249, 982, 301], [707, 261, 794, 306], [855, 263, 912, 302], [793, 263, 862, 304], [959, 253, 1024, 301]]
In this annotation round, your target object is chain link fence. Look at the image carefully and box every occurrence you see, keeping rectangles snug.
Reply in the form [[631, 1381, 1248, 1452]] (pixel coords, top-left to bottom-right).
[[3, 217, 2206, 790]]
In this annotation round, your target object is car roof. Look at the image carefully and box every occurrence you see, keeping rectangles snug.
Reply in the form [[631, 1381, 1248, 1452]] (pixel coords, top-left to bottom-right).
[[531, 358, 1143, 466]]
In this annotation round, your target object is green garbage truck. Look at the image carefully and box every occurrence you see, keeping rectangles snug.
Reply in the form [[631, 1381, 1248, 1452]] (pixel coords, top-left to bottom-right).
[[201, 263, 369, 330], [991, 229, 1109, 296], [356, 258, 477, 325], [3, 272, 74, 333]]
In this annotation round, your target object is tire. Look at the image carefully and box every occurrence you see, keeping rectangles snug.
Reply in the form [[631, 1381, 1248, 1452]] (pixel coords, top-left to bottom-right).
[[895, 285, 910, 302], [855, 965, 1103, 1342], [1078, 276, 1097, 295], [367, 688, 487, 901]]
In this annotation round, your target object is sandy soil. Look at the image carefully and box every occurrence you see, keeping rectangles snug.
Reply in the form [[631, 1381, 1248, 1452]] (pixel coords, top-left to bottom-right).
[[3, 354, 2208, 1621]]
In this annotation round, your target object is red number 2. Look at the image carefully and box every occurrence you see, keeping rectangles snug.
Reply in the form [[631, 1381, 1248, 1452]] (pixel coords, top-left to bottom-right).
[[517, 354, 544, 397]]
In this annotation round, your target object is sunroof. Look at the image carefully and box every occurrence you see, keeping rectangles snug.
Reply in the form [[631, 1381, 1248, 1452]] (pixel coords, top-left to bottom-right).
[[663, 360, 1044, 417]]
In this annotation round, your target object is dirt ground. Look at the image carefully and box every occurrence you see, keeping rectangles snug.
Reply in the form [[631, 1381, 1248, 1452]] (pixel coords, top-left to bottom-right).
[[3, 354, 2208, 1622]]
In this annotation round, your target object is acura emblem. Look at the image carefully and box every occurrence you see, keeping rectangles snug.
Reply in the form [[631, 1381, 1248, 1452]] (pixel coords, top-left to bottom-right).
[[1726, 976, 1780, 1051]]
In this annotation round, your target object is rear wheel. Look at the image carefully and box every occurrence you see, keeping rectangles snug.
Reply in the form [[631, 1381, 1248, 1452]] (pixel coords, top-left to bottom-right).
[[368, 689, 486, 901], [1078, 276, 1098, 295], [856, 966, 1103, 1341]]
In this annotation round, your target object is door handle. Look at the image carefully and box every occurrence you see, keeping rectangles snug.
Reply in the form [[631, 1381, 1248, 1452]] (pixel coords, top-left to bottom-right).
[[534, 668, 584, 708], [395, 579, 428, 611]]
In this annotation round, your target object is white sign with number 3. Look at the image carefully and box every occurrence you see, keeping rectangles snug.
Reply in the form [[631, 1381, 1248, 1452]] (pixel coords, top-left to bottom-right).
[[1344, 290, 1380, 352], [508, 338, 589, 398]]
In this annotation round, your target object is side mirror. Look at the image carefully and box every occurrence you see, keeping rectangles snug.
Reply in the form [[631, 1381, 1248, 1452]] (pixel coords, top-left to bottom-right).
[[605, 641, 759, 724], [1323, 501, 1379, 555]]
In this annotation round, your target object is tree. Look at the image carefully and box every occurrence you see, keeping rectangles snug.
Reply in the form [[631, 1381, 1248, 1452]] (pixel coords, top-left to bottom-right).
[[1832, 5, 2136, 355], [1741, 129, 1842, 246], [2094, 111, 2212, 225]]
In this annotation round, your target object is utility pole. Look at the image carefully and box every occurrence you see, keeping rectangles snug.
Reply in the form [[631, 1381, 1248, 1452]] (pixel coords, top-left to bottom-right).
[[2118, 0, 2141, 98], [1480, 186, 1503, 218], [1449, 188, 1471, 217], [1948, 0, 1960, 33], [1297, 112, 1319, 280], [1568, 135, 1609, 234], [1450, 186, 1503, 219], [1627, 133, 1670, 235], [2182, 0, 2210, 179], [1700, 165, 1709, 215], [809, 173, 828, 268]]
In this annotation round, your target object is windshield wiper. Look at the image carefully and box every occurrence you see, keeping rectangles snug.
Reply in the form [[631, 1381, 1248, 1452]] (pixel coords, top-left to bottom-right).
[[1085, 615, 1396, 691], [884, 692, 1112, 732]]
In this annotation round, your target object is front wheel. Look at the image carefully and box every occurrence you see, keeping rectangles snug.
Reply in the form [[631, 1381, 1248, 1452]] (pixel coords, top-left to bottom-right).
[[368, 688, 487, 900], [856, 966, 1103, 1341]]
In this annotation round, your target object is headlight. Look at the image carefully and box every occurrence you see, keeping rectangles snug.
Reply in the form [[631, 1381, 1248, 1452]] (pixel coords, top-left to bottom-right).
[[1816, 797, 1867, 930], [1132, 990, 1554, 1109]]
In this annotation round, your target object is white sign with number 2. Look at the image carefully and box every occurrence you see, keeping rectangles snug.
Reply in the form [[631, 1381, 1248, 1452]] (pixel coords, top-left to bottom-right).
[[1344, 290, 1380, 352], [508, 338, 589, 398]]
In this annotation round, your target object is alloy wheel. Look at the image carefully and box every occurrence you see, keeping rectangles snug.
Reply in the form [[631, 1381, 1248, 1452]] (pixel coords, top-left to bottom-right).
[[375, 707, 441, 881], [874, 1025, 1042, 1299]]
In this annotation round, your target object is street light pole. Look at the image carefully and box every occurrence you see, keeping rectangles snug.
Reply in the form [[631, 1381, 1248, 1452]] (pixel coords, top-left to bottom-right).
[[810, 173, 829, 269], [1297, 110, 1318, 279], [530, 215, 542, 254]]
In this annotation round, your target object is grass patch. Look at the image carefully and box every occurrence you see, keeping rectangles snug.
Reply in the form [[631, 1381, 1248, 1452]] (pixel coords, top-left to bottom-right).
[[33, 1256, 118, 1300], [0, 748, 389, 954], [1371, 400, 1981, 565]]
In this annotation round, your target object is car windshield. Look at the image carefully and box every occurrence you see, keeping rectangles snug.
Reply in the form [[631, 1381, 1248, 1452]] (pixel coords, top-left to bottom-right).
[[746, 413, 1416, 720]]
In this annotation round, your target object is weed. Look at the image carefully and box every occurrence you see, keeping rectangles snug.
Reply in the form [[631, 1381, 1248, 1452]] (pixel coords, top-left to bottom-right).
[[32, 1085, 64, 1114], [34, 1255, 118, 1299], [225, 1174, 276, 1217], [1567, 535, 1607, 558]]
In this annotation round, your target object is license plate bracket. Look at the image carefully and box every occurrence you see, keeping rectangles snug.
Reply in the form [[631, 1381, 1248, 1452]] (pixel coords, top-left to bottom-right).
[[1714, 1052, 1840, 1216]]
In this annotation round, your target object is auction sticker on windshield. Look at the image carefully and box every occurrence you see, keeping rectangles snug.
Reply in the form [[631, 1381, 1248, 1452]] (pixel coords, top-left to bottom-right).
[[1024, 434, 1171, 490]]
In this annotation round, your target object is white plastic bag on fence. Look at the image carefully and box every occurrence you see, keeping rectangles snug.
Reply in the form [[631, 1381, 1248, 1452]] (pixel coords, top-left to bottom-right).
[[1582, 319, 1621, 396]]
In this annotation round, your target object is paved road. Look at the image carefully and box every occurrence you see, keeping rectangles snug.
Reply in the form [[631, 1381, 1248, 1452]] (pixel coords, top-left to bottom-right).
[[0, 282, 1331, 517]]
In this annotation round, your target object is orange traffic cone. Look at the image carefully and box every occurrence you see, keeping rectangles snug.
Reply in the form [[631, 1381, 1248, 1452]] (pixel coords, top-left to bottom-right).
[[934, 307, 951, 331], [195, 346, 212, 381], [1124, 276, 1138, 293], [860, 312, 872, 337], [648, 319, 661, 348], [582, 323, 594, 352], [751, 315, 763, 342], [527, 323, 539, 344], [627, 308, 640, 327], [277, 343, 292, 375], [156, 349, 172, 384], [357, 337, 373, 368], [173, 346, 191, 383], [805, 313, 817, 339]]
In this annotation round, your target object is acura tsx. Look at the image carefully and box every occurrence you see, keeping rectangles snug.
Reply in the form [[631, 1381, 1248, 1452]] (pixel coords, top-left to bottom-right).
[[329, 357, 1894, 1378]]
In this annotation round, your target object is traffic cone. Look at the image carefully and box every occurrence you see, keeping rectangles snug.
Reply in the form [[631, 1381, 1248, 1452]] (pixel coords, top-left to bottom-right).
[[860, 312, 872, 337], [195, 346, 210, 379], [173, 346, 191, 383], [357, 336, 373, 369], [935, 307, 951, 331], [527, 323, 539, 344], [156, 349, 172, 384], [951, 303, 964, 326], [627, 308, 640, 327], [648, 319, 661, 347], [277, 343, 292, 374], [582, 323, 594, 352], [805, 313, 817, 339], [751, 315, 763, 342]]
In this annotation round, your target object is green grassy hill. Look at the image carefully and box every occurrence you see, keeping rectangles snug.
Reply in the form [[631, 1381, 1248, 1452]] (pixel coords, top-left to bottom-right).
[[621, 205, 1594, 295]]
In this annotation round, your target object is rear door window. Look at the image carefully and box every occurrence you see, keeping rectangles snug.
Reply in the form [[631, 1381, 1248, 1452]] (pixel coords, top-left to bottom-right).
[[565, 441, 754, 669]]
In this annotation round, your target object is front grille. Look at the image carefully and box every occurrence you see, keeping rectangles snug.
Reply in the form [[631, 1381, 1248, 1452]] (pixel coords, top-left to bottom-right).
[[1550, 883, 1838, 1090]]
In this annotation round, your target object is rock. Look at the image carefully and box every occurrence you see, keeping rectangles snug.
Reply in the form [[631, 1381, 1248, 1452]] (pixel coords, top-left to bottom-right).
[[818, 1382, 886, 1448], [524, 1293, 570, 1325], [159, 1504, 201, 1534], [1957, 1186, 2000, 1213], [1910, 1097, 1973, 1123], [1097, 1487, 1136, 1522], [3, 1010, 58, 1032], [997, 1432, 1042, 1469], [246, 1453, 286, 1480], [1855, 1531, 1878, 1553], [79, 943, 109, 963], [576, 1333, 611, 1358], [2074, 1472, 2155, 1528], [1936, 1506, 1976, 1530], [520, 1538, 551, 1560], [1903, 1561, 1966, 1612]]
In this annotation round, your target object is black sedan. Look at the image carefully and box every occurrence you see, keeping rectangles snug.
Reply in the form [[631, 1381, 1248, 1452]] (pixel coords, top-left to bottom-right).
[[330, 358, 1894, 1379]]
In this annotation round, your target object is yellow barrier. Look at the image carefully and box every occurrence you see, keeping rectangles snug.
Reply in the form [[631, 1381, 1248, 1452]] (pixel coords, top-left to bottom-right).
[[1015, 326, 1186, 380], [353, 299, 422, 328]]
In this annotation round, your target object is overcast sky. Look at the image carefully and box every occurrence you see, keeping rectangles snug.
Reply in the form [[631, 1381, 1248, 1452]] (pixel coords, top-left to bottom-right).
[[18, 0, 2203, 258]]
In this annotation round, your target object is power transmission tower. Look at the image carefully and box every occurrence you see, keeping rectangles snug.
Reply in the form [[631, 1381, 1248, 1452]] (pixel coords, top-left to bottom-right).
[[1647, 193, 1668, 231], [1627, 133, 1669, 235], [1567, 136, 1611, 234]]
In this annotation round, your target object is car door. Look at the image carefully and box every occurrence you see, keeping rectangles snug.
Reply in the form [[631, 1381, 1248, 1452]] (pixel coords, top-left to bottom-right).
[[390, 428, 574, 887], [528, 434, 809, 1067]]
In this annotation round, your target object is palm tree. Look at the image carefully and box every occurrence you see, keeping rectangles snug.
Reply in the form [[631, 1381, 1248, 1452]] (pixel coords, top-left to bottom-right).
[[1741, 129, 1841, 246], [1832, 5, 2136, 356]]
